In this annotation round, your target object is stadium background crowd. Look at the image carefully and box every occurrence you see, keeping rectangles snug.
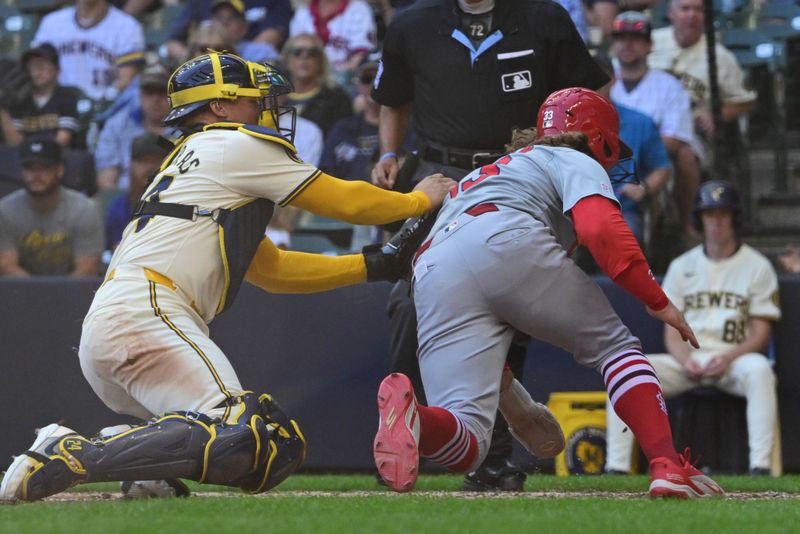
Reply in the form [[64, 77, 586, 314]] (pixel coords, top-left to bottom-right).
[[0, 0, 798, 276]]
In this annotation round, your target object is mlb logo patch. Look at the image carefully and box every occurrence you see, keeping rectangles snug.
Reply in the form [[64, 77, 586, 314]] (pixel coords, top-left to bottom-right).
[[501, 70, 532, 92]]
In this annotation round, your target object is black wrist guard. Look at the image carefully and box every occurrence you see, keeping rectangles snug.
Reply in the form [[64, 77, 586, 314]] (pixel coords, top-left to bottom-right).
[[363, 211, 438, 283]]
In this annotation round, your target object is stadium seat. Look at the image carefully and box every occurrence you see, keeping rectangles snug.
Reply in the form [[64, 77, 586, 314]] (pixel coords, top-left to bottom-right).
[[0, 173, 21, 198], [17, 0, 62, 14], [721, 27, 784, 69], [295, 212, 355, 249], [720, 28, 784, 146], [756, 3, 800, 131], [1, 12, 38, 58], [289, 233, 346, 255]]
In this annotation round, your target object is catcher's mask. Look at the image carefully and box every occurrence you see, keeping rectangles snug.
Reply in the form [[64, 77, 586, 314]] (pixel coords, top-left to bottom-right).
[[163, 51, 296, 142], [536, 87, 632, 171]]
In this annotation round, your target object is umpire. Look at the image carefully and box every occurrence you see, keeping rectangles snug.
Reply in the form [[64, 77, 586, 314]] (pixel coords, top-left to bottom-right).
[[371, 0, 609, 490]]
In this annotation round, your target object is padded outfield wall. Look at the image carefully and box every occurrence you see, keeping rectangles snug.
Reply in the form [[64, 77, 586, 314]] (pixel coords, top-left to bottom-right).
[[1, 277, 798, 473]]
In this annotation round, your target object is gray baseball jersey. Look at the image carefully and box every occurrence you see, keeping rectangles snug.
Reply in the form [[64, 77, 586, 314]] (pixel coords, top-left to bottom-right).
[[413, 145, 638, 465], [427, 145, 619, 252]]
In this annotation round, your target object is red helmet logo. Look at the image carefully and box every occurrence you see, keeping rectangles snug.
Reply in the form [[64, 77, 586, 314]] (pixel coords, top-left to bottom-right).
[[536, 87, 631, 170]]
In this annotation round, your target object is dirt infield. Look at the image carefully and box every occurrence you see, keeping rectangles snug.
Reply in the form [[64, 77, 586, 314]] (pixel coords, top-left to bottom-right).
[[6, 490, 795, 503]]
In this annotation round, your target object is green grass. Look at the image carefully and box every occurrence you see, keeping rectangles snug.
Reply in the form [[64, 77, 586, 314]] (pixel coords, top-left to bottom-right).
[[2, 475, 800, 534]]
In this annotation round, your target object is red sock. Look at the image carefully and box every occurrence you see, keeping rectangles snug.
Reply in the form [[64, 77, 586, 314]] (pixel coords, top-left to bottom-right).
[[417, 405, 478, 472], [602, 350, 679, 463]]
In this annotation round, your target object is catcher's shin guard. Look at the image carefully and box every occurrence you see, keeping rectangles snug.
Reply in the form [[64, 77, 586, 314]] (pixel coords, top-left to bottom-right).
[[237, 393, 306, 493], [16, 393, 306, 500]]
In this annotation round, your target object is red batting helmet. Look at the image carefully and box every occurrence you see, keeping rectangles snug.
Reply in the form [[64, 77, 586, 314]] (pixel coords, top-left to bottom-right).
[[536, 87, 632, 170]]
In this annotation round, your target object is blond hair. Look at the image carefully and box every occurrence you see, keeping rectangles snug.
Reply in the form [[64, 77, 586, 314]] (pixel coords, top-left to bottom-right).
[[282, 33, 332, 85]]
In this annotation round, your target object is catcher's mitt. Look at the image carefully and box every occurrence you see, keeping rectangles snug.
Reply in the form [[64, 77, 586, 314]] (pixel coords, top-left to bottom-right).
[[363, 210, 438, 283]]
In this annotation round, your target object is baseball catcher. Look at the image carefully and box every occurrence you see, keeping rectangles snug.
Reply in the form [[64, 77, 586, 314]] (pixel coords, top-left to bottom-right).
[[0, 52, 454, 502]]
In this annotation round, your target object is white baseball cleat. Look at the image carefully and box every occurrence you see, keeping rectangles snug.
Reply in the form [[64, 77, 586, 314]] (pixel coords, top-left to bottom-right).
[[498, 368, 565, 458], [373, 373, 420, 493], [0, 423, 79, 502]]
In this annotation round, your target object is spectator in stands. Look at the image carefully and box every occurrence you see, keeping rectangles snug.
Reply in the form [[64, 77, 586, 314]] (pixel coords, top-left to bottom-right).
[[95, 66, 170, 191], [282, 34, 354, 136], [210, 0, 280, 63], [556, 0, 589, 42], [0, 137, 104, 276], [606, 180, 781, 476], [104, 132, 168, 251], [319, 56, 413, 181], [289, 0, 377, 86], [0, 44, 81, 149], [649, 0, 757, 167], [165, 0, 292, 63], [779, 245, 800, 274], [595, 51, 671, 245], [610, 11, 700, 239], [187, 20, 238, 59], [31, 0, 145, 104], [267, 92, 325, 249], [583, 0, 618, 44]]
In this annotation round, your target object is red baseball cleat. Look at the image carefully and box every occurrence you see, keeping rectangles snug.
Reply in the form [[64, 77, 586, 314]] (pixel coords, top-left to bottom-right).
[[373, 373, 420, 493], [648, 449, 725, 499]]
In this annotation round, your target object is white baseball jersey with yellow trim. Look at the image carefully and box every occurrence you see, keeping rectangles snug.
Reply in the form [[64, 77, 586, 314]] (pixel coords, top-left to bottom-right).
[[662, 244, 781, 353], [32, 5, 145, 100], [103, 127, 319, 322]]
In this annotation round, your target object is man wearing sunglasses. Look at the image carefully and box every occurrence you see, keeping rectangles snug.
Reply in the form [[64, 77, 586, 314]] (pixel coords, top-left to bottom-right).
[[0, 52, 455, 502]]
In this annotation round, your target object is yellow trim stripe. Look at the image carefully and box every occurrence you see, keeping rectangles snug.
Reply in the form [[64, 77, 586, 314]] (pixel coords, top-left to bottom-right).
[[198, 424, 217, 483], [149, 282, 232, 402], [253, 440, 278, 493], [169, 84, 261, 107], [291, 420, 307, 465], [237, 126, 297, 153], [211, 52, 223, 88], [249, 415, 263, 471], [116, 51, 145, 65], [215, 224, 231, 316], [159, 133, 195, 172], [279, 170, 322, 207], [20, 459, 45, 501]]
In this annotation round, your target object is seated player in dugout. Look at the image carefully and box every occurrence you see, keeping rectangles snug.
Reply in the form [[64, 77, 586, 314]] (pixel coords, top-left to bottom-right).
[[0, 52, 456, 502]]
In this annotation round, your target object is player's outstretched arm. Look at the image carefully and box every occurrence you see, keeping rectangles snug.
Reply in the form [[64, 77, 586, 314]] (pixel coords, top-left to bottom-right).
[[288, 172, 454, 225], [245, 230, 417, 294]]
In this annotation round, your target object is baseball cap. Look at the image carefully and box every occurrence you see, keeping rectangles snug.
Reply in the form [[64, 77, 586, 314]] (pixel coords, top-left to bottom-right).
[[211, 0, 245, 17], [19, 137, 62, 166], [139, 65, 170, 92], [131, 132, 169, 160], [22, 43, 59, 68], [612, 11, 652, 39]]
